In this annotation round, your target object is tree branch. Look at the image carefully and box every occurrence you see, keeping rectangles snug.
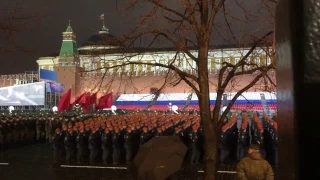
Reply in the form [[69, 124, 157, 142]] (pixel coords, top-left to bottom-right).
[[219, 71, 267, 128], [221, 31, 273, 88]]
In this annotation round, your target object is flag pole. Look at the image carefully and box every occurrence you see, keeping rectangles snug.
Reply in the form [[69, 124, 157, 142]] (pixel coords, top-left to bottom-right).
[[103, 12, 105, 27]]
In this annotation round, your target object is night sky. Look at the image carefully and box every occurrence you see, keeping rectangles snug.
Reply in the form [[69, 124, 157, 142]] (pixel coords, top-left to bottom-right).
[[0, 0, 274, 74]]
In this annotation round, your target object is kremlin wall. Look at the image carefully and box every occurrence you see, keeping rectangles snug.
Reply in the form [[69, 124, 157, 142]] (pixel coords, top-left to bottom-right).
[[0, 23, 276, 108]]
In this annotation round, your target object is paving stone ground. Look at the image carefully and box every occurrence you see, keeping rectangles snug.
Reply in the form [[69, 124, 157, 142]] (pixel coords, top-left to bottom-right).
[[0, 143, 237, 180]]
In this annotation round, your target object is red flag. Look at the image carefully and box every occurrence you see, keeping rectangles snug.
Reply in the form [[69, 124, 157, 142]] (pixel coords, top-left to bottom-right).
[[97, 93, 113, 109], [80, 92, 92, 113], [58, 89, 71, 112], [79, 92, 91, 104], [99, 14, 104, 20], [72, 92, 86, 106], [90, 92, 97, 105], [89, 92, 97, 111]]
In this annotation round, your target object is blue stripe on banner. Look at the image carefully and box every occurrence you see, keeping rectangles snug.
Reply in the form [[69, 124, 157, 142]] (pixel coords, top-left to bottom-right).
[[114, 101, 150, 106], [114, 100, 269, 106], [266, 100, 277, 104], [153, 101, 187, 105], [189, 100, 263, 105], [114, 100, 188, 106]]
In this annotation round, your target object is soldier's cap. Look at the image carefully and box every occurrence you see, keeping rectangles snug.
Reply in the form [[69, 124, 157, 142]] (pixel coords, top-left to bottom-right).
[[249, 144, 260, 150]]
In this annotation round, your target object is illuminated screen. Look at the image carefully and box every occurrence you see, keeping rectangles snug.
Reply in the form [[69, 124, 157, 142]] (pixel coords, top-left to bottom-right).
[[0, 82, 45, 106], [46, 82, 64, 93]]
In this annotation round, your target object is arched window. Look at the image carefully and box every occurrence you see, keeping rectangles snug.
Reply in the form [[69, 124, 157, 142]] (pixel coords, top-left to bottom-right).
[[255, 57, 261, 65]]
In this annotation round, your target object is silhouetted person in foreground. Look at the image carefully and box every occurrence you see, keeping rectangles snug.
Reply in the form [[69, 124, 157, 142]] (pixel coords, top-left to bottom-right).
[[236, 144, 274, 180]]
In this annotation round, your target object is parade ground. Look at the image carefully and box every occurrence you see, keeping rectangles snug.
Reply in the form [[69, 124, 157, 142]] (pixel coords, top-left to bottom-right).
[[0, 143, 239, 180], [0, 143, 134, 180]]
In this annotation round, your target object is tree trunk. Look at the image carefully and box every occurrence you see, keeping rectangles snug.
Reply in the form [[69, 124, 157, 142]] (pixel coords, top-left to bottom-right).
[[197, 45, 219, 180]]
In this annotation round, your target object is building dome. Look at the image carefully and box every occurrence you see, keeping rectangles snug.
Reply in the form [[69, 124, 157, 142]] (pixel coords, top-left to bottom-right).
[[78, 26, 124, 53]]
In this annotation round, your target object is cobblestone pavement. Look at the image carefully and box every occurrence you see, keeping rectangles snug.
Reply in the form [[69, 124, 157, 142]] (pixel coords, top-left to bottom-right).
[[0, 144, 238, 180]]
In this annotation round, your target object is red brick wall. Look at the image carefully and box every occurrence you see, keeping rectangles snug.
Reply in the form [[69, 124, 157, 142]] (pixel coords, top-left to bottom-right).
[[77, 71, 276, 98]]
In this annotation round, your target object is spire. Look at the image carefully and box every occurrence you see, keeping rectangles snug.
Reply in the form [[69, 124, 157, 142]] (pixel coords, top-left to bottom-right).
[[58, 21, 79, 61], [99, 25, 109, 34], [66, 20, 73, 32]]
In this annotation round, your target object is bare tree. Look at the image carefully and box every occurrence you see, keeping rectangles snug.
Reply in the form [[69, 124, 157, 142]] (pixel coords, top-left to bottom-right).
[[80, 0, 276, 179]]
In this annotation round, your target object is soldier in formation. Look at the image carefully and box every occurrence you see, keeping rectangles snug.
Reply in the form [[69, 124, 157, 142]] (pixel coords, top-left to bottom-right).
[[0, 110, 278, 168], [48, 112, 204, 165]]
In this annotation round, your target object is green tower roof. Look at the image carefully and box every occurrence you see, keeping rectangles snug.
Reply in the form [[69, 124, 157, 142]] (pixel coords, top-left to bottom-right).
[[65, 20, 73, 32], [59, 21, 78, 59]]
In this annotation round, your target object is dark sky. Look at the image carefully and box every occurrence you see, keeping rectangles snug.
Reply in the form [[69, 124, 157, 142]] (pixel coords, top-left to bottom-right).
[[0, 0, 274, 74]]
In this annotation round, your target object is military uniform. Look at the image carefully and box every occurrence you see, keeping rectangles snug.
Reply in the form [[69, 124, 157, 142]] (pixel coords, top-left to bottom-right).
[[88, 129, 100, 164], [6, 119, 14, 148], [76, 129, 89, 163], [236, 152, 274, 180], [112, 130, 121, 165], [64, 130, 76, 163], [36, 118, 46, 142], [124, 129, 134, 163], [52, 129, 64, 163], [189, 128, 200, 165], [26, 117, 36, 143], [220, 129, 230, 164], [101, 130, 112, 164], [140, 129, 149, 145]]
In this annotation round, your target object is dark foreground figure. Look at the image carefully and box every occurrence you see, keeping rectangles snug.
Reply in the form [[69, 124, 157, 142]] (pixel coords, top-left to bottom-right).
[[236, 144, 274, 180]]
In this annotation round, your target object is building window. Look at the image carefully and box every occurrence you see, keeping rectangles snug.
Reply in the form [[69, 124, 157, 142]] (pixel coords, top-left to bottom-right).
[[192, 61, 197, 69], [49, 66, 54, 71], [225, 58, 231, 64], [125, 64, 130, 72], [255, 57, 260, 65], [215, 59, 221, 69], [244, 58, 250, 70], [235, 58, 240, 65], [84, 64, 90, 70], [159, 60, 165, 70], [101, 63, 105, 73], [267, 57, 271, 65], [109, 63, 113, 72]]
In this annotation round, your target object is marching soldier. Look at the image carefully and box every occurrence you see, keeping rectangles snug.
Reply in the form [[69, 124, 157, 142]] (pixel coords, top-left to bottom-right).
[[45, 117, 50, 141], [124, 127, 134, 164], [220, 126, 229, 164], [36, 117, 45, 142], [27, 116, 36, 143], [64, 128, 76, 163], [88, 127, 100, 164], [271, 129, 278, 169], [155, 128, 163, 136], [76, 126, 88, 164], [140, 127, 149, 145], [101, 128, 112, 165], [52, 128, 64, 163], [112, 128, 121, 165], [6, 118, 14, 148], [18, 117, 27, 146], [189, 125, 200, 165], [12, 120, 20, 147], [0, 120, 5, 149]]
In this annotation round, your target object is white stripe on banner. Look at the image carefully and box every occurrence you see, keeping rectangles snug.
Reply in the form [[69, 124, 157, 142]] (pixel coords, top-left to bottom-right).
[[0, 163, 9, 165], [198, 170, 237, 174], [60, 165, 127, 169]]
